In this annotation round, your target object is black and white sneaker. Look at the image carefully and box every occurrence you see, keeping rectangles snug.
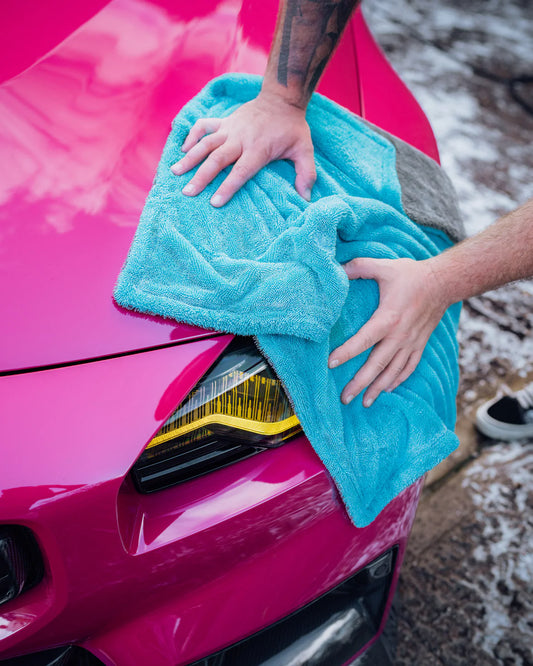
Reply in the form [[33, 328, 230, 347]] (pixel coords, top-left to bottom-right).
[[475, 382, 533, 441]]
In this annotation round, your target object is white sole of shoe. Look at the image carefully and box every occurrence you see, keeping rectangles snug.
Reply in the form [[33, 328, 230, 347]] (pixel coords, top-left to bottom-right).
[[475, 402, 533, 441]]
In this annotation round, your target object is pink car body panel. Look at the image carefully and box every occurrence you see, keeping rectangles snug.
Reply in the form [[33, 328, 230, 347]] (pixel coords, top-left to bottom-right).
[[1, 337, 422, 664], [0, 0, 440, 663], [0, 0, 362, 373]]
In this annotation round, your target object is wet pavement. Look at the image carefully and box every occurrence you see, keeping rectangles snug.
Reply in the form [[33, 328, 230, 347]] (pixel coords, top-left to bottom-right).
[[396, 440, 533, 666], [362, 0, 533, 664]]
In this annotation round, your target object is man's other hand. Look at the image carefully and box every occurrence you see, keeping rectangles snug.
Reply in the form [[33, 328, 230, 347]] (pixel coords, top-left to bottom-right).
[[170, 92, 316, 207], [328, 257, 450, 407]]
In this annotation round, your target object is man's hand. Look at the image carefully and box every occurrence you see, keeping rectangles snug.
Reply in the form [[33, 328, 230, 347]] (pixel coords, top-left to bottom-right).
[[171, 92, 316, 207], [328, 257, 450, 407]]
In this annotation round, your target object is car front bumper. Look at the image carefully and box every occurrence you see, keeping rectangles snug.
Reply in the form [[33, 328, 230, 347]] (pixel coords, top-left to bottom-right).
[[0, 337, 422, 665]]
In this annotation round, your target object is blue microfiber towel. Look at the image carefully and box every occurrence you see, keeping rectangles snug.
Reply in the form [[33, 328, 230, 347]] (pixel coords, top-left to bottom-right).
[[115, 73, 463, 527]]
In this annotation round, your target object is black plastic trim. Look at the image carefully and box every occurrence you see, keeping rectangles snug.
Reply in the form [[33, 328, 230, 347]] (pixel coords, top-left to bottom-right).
[[0, 526, 44, 608], [187, 547, 398, 666], [132, 439, 267, 493]]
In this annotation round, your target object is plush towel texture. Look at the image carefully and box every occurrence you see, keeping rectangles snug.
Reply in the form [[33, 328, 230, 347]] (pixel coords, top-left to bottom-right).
[[115, 73, 464, 527]]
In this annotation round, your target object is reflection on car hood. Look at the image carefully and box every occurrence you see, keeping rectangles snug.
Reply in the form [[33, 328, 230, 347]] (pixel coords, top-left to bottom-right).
[[0, 0, 361, 372]]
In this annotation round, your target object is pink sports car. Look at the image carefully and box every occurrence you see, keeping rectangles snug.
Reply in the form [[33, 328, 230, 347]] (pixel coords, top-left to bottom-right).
[[0, 1, 440, 664]]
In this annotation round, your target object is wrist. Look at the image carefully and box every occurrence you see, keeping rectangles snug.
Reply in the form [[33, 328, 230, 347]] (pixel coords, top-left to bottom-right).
[[259, 79, 309, 111], [423, 255, 458, 312]]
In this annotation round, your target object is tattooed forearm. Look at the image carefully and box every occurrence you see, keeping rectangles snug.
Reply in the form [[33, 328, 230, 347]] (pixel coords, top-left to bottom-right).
[[277, 0, 360, 99]]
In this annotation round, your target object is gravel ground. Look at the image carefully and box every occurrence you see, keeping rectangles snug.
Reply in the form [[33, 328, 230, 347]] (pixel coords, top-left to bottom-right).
[[362, 0, 533, 664], [396, 442, 533, 666]]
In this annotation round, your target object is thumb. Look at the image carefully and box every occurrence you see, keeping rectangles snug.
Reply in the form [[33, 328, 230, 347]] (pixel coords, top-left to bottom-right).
[[343, 257, 388, 281], [293, 146, 317, 202]]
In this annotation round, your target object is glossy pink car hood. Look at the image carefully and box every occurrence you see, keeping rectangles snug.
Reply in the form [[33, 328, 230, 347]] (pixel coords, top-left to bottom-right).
[[0, 0, 362, 373]]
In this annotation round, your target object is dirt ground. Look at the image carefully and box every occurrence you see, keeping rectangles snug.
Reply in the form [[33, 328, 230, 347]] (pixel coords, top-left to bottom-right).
[[362, 0, 533, 664]]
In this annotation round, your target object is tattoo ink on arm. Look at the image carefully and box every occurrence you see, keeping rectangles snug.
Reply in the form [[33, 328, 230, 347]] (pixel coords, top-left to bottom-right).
[[276, 0, 360, 103]]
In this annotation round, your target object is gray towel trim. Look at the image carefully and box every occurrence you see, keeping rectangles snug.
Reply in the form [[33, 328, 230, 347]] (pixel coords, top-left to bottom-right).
[[361, 119, 466, 243]]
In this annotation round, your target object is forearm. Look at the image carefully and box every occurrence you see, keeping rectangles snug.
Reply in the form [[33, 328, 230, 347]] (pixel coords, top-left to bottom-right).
[[427, 198, 533, 306], [262, 0, 361, 108]]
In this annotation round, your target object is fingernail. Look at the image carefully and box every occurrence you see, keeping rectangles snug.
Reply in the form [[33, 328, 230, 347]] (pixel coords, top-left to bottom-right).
[[171, 163, 183, 175], [303, 187, 311, 202], [182, 183, 196, 196], [363, 396, 374, 407], [343, 394, 354, 405], [211, 195, 224, 207], [328, 358, 339, 368]]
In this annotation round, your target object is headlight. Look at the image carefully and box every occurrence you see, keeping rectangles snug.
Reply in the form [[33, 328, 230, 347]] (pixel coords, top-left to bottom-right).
[[132, 337, 302, 493]]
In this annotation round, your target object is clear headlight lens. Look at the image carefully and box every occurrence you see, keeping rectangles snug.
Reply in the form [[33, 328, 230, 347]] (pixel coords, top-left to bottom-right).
[[132, 337, 302, 492]]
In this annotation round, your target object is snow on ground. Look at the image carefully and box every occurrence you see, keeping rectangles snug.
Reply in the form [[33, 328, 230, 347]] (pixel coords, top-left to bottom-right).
[[397, 441, 533, 665], [463, 443, 533, 662], [363, 0, 533, 234], [458, 281, 533, 408]]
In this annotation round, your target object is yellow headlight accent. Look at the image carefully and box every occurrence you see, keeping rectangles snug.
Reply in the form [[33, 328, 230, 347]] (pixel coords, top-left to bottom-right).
[[146, 366, 301, 451], [147, 413, 300, 448]]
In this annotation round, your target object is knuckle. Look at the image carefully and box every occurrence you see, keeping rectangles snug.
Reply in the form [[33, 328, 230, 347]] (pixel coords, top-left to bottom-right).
[[403, 360, 418, 377], [353, 365, 372, 386], [210, 149, 230, 167], [409, 354, 422, 372], [187, 145, 204, 161], [209, 153, 224, 167], [410, 351, 422, 366], [393, 359, 405, 377], [231, 163, 250, 179], [362, 335, 375, 350], [192, 119, 207, 134], [252, 145, 270, 162], [203, 134, 220, 150], [345, 257, 359, 270], [305, 157, 316, 174], [375, 358, 389, 373], [344, 341, 362, 359], [385, 311, 401, 329]]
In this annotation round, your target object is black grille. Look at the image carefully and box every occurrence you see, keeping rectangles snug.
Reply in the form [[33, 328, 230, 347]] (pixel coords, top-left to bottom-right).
[[0, 526, 44, 608], [188, 548, 397, 666]]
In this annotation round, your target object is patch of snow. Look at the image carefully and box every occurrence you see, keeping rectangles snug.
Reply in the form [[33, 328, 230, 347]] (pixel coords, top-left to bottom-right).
[[458, 296, 533, 388], [363, 0, 533, 236], [462, 442, 533, 656], [463, 389, 477, 402]]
